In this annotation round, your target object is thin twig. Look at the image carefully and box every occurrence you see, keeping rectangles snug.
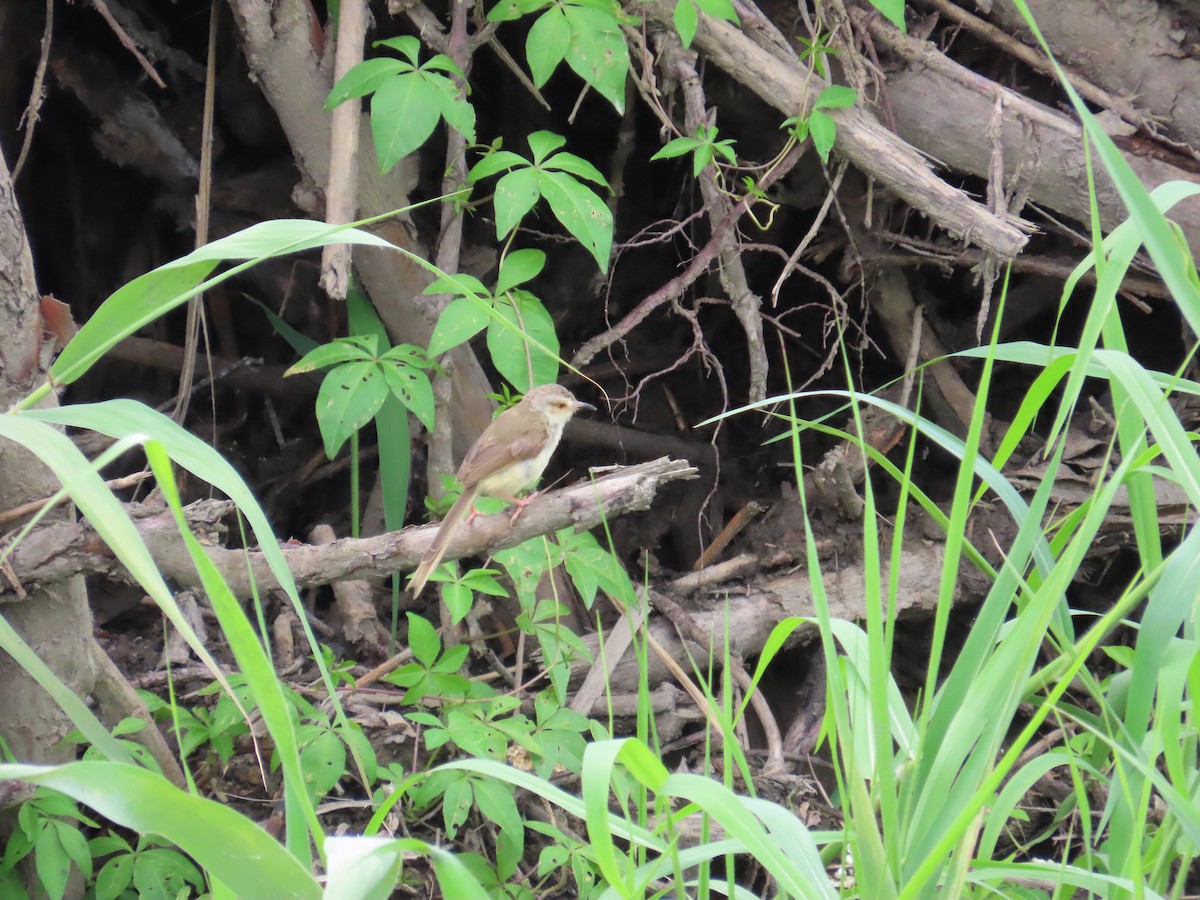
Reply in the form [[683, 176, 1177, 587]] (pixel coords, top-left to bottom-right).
[[171, 0, 219, 426], [91, 0, 167, 89], [13, 0, 54, 180]]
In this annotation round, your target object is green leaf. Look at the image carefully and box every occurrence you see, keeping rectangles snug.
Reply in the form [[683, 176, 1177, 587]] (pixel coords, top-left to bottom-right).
[[34, 823, 70, 900], [325, 837, 490, 900], [782, 115, 809, 142], [286, 336, 375, 375], [442, 775, 474, 836], [494, 168, 542, 238], [132, 847, 202, 899], [326, 58, 406, 108], [380, 343, 432, 369], [814, 84, 857, 109], [651, 136, 699, 161], [526, 6, 570, 87], [673, 0, 698, 47], [497, 249, 547, 292], [694, 0, 739, 23], [248, 296, 319, 354], [542, 151, 609, 186], [425, 272, 490, 298], [713, 139, 737, 165], [486, 292, 560, 392], [539, 170, 613, 271], [300, 730, 345, 802], [809, 109, 836, 162], [487, 0, 549, 21], [407, 613, 441, 668], [473, 778, 522, 843], [315, 361, 390, 458], [373, 35, 422, 64], [53, 821, 92, 878], [526, 130, 567, 162], [435, 643, 471, 673], [348, 288, 412, 528], [468, 150, 530, 182], [437, 88, 477, 144], [0, 762, 320, 900], [560, 530, 633, 606], [459, 569, 509, 596], [45, 220, 395, 395], [867, 0, 905, 31], [141, 441, 321, 861], [95, 854, 133, 900], [371, 73, 443, 171], [429, 296, 493, 356], [422, 54, 469, 82], [443, 581, 474, 625], [380, 361, 436, 431], [563, 5, 629, 112]]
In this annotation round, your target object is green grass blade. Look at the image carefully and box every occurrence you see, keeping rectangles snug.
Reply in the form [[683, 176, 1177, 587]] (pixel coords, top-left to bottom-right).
[[0, 761, 321, 900]]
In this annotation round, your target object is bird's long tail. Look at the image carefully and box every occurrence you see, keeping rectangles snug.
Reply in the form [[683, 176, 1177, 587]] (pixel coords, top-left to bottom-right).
[[407, 485, 479, 597]]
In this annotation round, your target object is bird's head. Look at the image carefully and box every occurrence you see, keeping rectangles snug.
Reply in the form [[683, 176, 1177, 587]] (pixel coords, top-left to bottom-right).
[[524, 383, 595, 424]]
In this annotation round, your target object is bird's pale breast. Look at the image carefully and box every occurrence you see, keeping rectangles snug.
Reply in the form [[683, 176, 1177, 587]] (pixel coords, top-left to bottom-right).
[[476, 420, 563, 496]]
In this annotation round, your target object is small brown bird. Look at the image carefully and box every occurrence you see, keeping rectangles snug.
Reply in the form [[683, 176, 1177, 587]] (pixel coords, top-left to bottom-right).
[[407, 383, 594, 597]]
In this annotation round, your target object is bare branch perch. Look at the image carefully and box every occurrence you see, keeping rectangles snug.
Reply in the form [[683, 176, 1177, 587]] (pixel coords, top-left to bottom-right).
[[3, 458, 698, 600]]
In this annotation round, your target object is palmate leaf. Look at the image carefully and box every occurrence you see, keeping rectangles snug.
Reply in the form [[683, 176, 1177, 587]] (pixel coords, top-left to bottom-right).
[[428, 296, 493, 356], [326, 58, 407, 107], [526, 130, 567, 162], [380, 359, 436, 431], [538, 170, 613, 270], [562, 4, 629, 112], [487, 291, 560, 391], [286, 335, 377, 374], [494, 168, 541, 237], [315, 361, 390, 458], [526, 5, 570, 87], [496, 248, 547, 293], [371, 73, 443, 171], [674, 0, 699, 47], [437, 87, 477, 145], [541, 150, 607, 185]]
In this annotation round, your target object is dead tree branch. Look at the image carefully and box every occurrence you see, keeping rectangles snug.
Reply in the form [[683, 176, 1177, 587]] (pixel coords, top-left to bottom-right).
[[2, 458, 697, 600]]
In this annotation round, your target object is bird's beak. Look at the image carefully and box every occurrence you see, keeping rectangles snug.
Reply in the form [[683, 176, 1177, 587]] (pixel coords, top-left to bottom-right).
[[575, 400, 596, 412]]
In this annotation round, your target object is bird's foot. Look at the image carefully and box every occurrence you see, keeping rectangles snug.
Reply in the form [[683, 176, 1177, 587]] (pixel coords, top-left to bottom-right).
[[508, 491, 539, 524]]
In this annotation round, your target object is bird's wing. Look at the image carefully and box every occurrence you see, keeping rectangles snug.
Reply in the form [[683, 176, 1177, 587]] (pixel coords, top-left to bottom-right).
[[457, 409, 549, 487]]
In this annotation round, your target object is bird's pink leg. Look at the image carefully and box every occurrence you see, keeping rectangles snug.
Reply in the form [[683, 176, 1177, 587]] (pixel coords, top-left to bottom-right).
[[493, 491, 538, 524]]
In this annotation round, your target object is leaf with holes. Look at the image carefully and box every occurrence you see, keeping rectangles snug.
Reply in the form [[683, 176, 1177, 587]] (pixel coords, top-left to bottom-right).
[[380, 354, 436, 431], [539, 170, 612, 270], [563, 4, 629, 112], [286, 335, 376, 375], [315, 362, 389, 458]]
